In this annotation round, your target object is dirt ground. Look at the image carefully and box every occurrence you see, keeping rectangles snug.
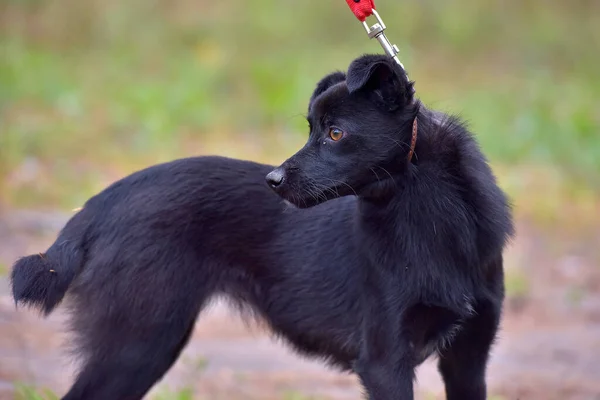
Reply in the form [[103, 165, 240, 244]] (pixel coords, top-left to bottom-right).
[[1, 209, 599, 400]]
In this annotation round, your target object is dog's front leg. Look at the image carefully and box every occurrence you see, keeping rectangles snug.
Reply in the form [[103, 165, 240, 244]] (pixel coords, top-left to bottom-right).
[[355, 302, 415, 400]]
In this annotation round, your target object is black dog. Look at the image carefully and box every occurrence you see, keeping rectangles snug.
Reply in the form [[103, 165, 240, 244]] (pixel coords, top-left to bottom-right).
[[11, 54, 513, 400]]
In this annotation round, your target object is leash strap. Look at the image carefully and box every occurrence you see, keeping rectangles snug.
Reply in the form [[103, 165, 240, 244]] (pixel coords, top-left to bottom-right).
[[344, 0, 405, 71], [346, 0, 417, 162], [345, 0, 376, 22]]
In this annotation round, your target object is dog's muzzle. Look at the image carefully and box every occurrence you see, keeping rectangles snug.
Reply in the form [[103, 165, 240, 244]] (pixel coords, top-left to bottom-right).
[[266, 168, 285, 189]]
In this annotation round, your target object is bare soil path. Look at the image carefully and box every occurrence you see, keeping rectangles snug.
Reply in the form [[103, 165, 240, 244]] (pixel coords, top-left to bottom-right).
[[1, 210, 599, 400]]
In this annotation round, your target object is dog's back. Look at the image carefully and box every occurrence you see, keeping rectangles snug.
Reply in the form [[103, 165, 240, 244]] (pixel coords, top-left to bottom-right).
[[11, 156, 279, 314], [10, 155, 366, 399]]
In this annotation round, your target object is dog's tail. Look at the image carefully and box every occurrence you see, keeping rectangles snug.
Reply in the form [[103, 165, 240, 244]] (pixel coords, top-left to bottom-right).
[[11, 212, 87, 316]]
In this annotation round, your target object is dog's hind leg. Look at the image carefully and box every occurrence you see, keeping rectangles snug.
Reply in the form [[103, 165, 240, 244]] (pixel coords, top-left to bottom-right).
[[61, 251, 211, 400], [437, 298, 501, 400], [62, 318, 196, 400]]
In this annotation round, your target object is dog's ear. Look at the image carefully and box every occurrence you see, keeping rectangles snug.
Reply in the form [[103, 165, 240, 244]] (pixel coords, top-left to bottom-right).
[[346, 54, 414, 111], [308, 71, 346, 112]]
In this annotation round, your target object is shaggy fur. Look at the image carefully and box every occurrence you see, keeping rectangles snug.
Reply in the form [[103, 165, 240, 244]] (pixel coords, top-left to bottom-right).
[[11, 54, 513, 400]]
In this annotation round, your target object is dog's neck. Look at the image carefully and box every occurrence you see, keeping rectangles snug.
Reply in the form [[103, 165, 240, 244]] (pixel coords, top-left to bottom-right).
[[356, 103, 472, 231], [354, 106, 469, 273], [408, 103, 446, 164], [358, 102, 440, 202]]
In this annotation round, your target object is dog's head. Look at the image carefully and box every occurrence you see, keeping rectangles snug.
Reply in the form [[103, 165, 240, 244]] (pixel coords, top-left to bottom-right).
[[266, 54, 418, 208]]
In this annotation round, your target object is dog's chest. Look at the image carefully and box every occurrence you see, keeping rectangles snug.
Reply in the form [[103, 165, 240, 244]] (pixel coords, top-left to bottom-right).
[[402, 297, 475, 365], [412, 322, 464, 364]]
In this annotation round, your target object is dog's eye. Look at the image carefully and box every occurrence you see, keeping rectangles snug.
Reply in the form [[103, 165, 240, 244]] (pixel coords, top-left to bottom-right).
[[328, 128, 344, 141]]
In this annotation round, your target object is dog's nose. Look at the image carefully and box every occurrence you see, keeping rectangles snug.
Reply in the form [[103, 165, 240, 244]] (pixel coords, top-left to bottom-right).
[[266, 168, 285, 188]]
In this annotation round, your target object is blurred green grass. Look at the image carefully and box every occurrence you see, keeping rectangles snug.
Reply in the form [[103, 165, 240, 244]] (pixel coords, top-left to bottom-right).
[[14, 384, 323, 400], [1, 0, 599, 225]]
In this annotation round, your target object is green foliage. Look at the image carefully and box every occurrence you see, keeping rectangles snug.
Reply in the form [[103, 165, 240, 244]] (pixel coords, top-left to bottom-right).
[[282, 391, 321, 400], [153, 387, 195, 400], [11, 384, 321, 400], [505, 268, 530, 299], [1, 0, 598, 216], [14, 384, 196, 400], [13, 383, 59, 400]]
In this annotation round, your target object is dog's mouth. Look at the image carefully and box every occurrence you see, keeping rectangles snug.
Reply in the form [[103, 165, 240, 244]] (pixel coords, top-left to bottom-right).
[[275, 181, 344, 209], [266, 168, 349, 209]]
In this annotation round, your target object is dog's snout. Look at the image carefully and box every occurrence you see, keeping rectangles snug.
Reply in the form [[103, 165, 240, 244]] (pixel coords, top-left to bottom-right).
[[266, 168, 285, 188]]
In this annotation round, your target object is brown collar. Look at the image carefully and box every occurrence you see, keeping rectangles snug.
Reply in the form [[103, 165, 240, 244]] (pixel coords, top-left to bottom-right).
[[407, 117, 418, 163]]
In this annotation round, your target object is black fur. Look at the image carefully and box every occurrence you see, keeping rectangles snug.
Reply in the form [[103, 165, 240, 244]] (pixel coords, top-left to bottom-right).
[[11, 54, 514, 400]]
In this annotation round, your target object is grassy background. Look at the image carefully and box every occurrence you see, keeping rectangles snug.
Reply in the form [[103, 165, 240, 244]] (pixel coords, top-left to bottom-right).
[[1, 0, 599, 227], [1, 2, 599, 398]]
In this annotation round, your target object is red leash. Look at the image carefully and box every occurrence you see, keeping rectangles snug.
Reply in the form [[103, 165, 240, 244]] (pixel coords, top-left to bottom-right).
[[345, 0, 417, 163], [344, 0, 406, 73], [345, 0, 376, 22]]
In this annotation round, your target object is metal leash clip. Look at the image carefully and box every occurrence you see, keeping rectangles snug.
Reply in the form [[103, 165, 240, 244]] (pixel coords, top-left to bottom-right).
[[361, 9, 405, 71]]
